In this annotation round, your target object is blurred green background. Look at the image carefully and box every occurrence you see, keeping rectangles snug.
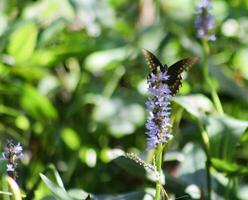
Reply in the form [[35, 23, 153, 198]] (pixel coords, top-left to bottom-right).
[[1, 0, 248, 199]]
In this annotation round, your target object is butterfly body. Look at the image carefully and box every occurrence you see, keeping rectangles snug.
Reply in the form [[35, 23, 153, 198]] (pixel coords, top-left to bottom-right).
[[142, 48, 199, 96]]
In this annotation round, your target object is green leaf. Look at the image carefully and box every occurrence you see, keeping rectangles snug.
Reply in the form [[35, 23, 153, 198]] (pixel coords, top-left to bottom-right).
[[7, 22, 38, 63], [40, 174, 73, 200], [22, 0, 74, 24], [113, 155, 162, 183], [10, 65, 47, 81], [48, 165, 65, 189], [29, 49, 58, 67], [92, 96, 145, 137], [172, 94, 215, 120], [113, 156, 146, 178], [21, 84, 58, 120], [84, 47, 129, 74], [211, 158, 248, 176], [206, 114, 248, 161], [175, 143, 208, 199], [67, 189, 90, 200]]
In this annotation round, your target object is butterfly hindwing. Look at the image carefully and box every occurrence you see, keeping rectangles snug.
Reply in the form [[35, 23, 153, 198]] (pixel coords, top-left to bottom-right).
[[167, 57, 199, 95]]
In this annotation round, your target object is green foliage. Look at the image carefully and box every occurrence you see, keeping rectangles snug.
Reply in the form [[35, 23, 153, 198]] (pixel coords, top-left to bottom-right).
[[0, 0, 248, 199]]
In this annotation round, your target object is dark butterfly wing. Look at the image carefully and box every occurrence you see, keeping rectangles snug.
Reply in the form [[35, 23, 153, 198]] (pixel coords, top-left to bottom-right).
[[85, 195, 91, 200], [142, 48, 165, 71], [167, 57, 199, 95]]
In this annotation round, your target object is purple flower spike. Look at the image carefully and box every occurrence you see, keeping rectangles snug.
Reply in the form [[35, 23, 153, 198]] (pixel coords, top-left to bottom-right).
[[146, 70, 173, 150], [1, 140, 23, 179], [195, 0, 216, 41]]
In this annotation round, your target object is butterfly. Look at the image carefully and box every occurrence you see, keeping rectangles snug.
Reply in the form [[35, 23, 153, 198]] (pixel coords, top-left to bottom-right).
[[142, 48, 199, 96]]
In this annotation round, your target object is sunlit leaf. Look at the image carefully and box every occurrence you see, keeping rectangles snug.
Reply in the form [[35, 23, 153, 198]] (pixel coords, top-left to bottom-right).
[[7, 22, 38, 63], [23, 0, 74, 24], [84, 48, 128, 74], [92, 96, 145, 137], [21, 84, 58, 120], [15, 115, 30, 130], [172, 94, 215, 120], [79, 147, 97, 168], [61, 128, 80, 150]]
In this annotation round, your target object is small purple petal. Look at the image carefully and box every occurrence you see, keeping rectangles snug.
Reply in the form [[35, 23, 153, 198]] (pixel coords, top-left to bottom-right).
[[6, 164, 14, 172], [195, 0, 216, 41], [146, 70, 173, 149]]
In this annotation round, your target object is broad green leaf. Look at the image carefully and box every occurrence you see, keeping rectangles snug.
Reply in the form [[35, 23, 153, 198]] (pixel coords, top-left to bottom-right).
[[177, 143, 207, 190], [21, 84, 58, 120], [172, 94, 215, 120], [92, 96, 145, 137], [84, 47, 129, 74], [206, 114, 248, 161], [30, 49, 58, 67], [211, 158, 248, 176], [10, 66, 47, 81], [7, 22, 38, 63], [178, 143, 206, 175]]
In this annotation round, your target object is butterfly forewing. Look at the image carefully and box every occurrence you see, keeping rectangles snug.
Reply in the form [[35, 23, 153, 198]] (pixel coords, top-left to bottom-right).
[[167, 57, 199, 95], [142, 48, 164, 71]]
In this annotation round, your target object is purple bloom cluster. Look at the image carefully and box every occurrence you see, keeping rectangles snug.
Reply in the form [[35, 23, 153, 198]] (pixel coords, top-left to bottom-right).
[[146, 70, 173, 150], [1, 140, 23, 179], [195, 0, 216, 41]]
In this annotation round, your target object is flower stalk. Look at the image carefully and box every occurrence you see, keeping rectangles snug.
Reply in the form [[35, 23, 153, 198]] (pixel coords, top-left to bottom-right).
[[195, 1, 224, 199], [145, 67, 172, 199], [154, 143, 163, 200]]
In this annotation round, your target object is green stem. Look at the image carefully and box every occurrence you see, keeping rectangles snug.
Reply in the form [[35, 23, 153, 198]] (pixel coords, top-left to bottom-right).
[[202, 39, 225, 199], [154, 143, 164, 200], [202, 39, 224, 115], [155, 0, 160, 23], [225, 179, 232, 199], [198, 122, 211, 200], [206, 159, 211, 200]]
